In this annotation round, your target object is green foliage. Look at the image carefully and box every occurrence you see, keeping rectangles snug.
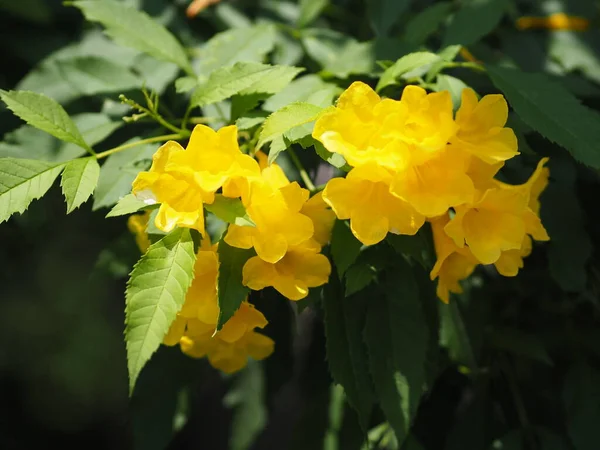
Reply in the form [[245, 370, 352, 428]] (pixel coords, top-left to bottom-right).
[[0, 157, 65, 223], [488, 65, 600, 169], [377, 52, 440, 92], [258, 102, 323, 151], [216, 240, 254, 331], [0, 90, 90, 152], [404, 2, 453, 45], [69, 0, 193, 75], [298, 0, 329, 28], [331, 219, 363, 278], [442, 0, 507, 47], [205, 195, 255, 227], [125, 228, 196, 394], [106, 194, 148, 218], [368, 0, 412, 36], [60, 157, 100, 213]]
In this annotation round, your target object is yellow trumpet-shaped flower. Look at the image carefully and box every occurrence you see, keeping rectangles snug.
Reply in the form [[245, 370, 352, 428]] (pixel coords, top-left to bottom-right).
[[300, 191, 336, 246], [323, 163, 425, 246], [450, 88, 519, 165], [444, 159, 550, 265], [313, 81, 411, 171], [127, 211, 151, 253], [225, 164, 314, 263], [430, 215, 479, 303], [494, 235, 533, 277], [516, 13, 589, 31], [390, 148, 475, 218], [242, 239, 332, 300]]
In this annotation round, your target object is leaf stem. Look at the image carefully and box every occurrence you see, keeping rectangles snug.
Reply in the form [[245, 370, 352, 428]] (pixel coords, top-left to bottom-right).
[[95, 134, 182, 160], [444, 61, 487, 73], [288, 148, 316, 191]]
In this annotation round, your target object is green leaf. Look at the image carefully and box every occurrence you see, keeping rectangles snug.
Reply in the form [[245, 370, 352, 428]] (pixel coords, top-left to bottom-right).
[[69, 0, 193, 75], [489, 328, 553, 365], [216, 240, 254, 330], [377, 52, 440, 92], [224, 361, 267, 450], [0, 90, 90, 151], [195, 24, 277, 75], [257, 102, 323, 150], [442, 0, 507, 47], [0, 157, 65, 223], [331, 219, 363, 278], [204, 195, 255, 227], [298, 0, 329, 27], [345, 263, 376, 297], [263, 75, 341, 112], [488, 65, 600, 169], [563, 363, 600, 450], [364, 262, 429, 444], [315, 142, 349, 170], [191, 62, 303, 108], [323, 277, 374, 430], [368, 0, 412, 36], [125, 228, 196, 395], [549, 31, 600, 86], [93, 140, 156, 210], [56, 56, 141, 95], [439, 300, 478, 372], [60, 157, 100, 213], [404, 2, 453, 45], [175, 76, 198, 94], [106, 193, 149, 218], [435, 74, 469, 110]]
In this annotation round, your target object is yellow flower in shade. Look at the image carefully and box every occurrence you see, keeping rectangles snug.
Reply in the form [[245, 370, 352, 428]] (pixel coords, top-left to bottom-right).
[[180, 320, 274, 374], [494, 235, 532, 277], [225, 164, 314, 263], [242, 239, 332, 300], [516, 13, 589, 31], [389, 148, 475, 218], [132, 141, 214, 233], [300, 191, 336, 246], [450, 88, 519, 165], [323, 163, 425, 246], [397, 85, 457, 166], [313, 81, 411, 171], [429, 215, 479, 303], [127, 211, 151, 253], [444, 159, 550, 265]]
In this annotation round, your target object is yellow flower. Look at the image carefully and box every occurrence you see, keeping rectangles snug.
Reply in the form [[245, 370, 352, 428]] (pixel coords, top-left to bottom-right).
[[127, 211, 151, 253], [242, 239, 331, 300], [444, 159, 550, 265], [313, 81, 411, 171], [450, 88, 519, 165], [494, 235, 532, 277], [430, 215, 479, 303], [132, 124, 260, 234], [389, 148, 475, 217], [225, 164, 314, 263], [300, 191, 336, 246], [516, 13, 589, 31], [323, 163, 425, 245]]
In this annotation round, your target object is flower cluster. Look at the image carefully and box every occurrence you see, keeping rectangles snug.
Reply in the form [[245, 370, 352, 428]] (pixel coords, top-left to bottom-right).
[[130, 124, 334, 372], [314, 82, 549, 302]]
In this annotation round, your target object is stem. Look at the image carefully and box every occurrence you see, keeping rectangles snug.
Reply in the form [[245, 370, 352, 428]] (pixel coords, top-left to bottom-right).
[[95, 134, 182, 160], [288, 148, 316, 191], [154, 113, 189, 135], [445, 61, 487, 73], [181, 105, 193, 130]]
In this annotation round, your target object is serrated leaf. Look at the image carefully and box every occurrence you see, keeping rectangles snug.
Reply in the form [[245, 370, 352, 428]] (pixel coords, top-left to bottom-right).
[[191, 62, 303, 108], [404, 2, 453, 45], [93, 140, 156, 210], [106, 194, 151, 218], [345, 263, 376, 297], [205, 195, 255, 227], [298, 0, 329, 27], [257, 102, 323, 149], [263, 75, 341, 112], [323, 276, 373, 430], [377, 52, 440, 91], [69, 0, 193, 75], [175, 76, 198, 93], [60, 157, 100, 213], [331, 220, 363, 278], [0, 157, 65, 223], [488, 65, 600, 169], [442, 0, 507, 47], [0, 90, 90, 151], [216, 240, 254, 330], [364, 261, 428, 444], [195, 24, 277, 75], [56, 56, 141, 95], [368, 0, 412, 36], [125, 228, 196, 394]]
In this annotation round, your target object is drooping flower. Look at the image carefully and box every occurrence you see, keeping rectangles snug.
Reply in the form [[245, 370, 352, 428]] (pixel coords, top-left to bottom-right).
[[430, 215, 479, 303], [225, 164, 314, 263], [450, 88, 519, 165], [323, 163, 425, 245], [242, 239, 331, 300], [494, 235, 532, 277], [127, 211, 151, 253], [300, 191, 336, 246]]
